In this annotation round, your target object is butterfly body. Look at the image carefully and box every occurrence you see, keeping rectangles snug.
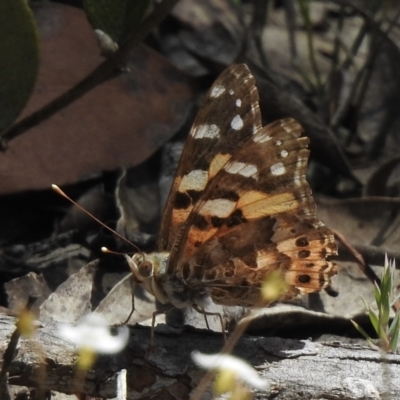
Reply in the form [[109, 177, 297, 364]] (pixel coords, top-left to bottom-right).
[[126, 64, 337, 312], [126, 252, 209, 309]]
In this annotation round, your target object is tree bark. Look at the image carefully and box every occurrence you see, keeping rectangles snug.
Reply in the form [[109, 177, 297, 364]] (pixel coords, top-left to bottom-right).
[[0, 315, 397, 399]]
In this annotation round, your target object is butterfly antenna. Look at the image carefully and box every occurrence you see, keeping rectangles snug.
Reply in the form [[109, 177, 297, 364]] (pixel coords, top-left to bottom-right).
[[52, 184, 141, 253], [101, 247, 133, 256]]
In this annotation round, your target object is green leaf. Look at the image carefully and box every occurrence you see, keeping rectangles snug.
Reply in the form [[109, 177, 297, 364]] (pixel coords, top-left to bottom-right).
[[389, 314, 400, 352], [351, 320, 372, 342], [83, 0, 150, 45], [352, 320, 382, 351], [380, 271, 391, 303], [380, 269, 392, 327], [373, 283, 381, 305], [368, 308, 380, 334], [380, 303, 390, 329], [0, 0, 39, 137], [378, 327, 389, 348]]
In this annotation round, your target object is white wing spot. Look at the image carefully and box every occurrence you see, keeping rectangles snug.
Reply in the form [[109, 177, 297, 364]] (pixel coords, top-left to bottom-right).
[[192, 124, 221, 139], [282, 124, 293, 133], [225, 161, 258, 179], [250, 104, 258, 115], [253, 124, 261, 134], [210, 85, 225, 98], [229, 89, 234, 95], [179, 170, 208, 192], [253, 132, 272, 142], [236, 99, 242, 107], [294, 163, 302, 186], [231, 115, 243, 130], [280, 150, 289, 158], [293, 158, 306, 186], [270, 162, 286, 176], [200, 199, 236, 218], [275, 140, 282, 146]]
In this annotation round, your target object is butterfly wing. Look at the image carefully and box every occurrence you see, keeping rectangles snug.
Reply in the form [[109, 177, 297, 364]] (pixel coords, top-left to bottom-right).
[[177, 119, 336, 305], [158, 64, 261, 252], [165, 72, 337, 306]]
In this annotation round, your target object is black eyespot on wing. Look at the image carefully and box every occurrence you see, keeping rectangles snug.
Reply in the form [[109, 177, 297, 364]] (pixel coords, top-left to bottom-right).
[[296, 237, 309, 247], [298, 274, 311, 284], [298, 249, 311, 258]]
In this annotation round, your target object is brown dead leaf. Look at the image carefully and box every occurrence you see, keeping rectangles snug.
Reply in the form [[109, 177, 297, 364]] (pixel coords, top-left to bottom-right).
[[39, 260, 99, 323], [5, 272, 50, 315], [4, 236, 91, 311], [0, 3, 195, 195]]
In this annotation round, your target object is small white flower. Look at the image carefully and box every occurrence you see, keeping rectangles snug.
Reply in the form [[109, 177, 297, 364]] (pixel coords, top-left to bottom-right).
[[191, 351, 269, 390], [58, 313, 129, 354]]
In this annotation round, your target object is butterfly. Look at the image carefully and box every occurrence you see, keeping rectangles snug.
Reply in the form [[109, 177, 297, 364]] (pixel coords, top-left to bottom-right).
[[125, 64, 337, 315]]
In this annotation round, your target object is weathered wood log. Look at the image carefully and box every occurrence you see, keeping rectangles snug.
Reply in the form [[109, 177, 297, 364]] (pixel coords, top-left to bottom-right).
[[0, 315, 398, 399]]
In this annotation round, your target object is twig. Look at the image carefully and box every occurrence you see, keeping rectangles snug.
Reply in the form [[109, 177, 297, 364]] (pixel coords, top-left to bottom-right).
[[336, 231, 400, 318], [336, 242, 400, 268], [334, 229, 381, 286]]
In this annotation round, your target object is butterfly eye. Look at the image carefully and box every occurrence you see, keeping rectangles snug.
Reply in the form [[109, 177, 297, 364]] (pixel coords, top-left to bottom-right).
[[138, 260, 153, 278], [132, 253, 145, 265]]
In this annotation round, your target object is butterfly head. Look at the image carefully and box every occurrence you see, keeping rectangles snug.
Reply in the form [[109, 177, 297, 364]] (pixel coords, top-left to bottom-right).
[[124, 252, 170, 304]]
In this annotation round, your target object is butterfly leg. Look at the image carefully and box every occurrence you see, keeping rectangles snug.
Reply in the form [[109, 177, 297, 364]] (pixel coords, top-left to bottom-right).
[[193, 305, 227, 341], [122, 274, 136, 325], [150, 307, 176, 345], [200, 307, 211, 330]]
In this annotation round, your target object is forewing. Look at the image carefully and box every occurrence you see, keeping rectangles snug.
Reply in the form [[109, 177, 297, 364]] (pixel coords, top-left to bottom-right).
[[170, 118, 337, 306], [158, 64, 261, 252]]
